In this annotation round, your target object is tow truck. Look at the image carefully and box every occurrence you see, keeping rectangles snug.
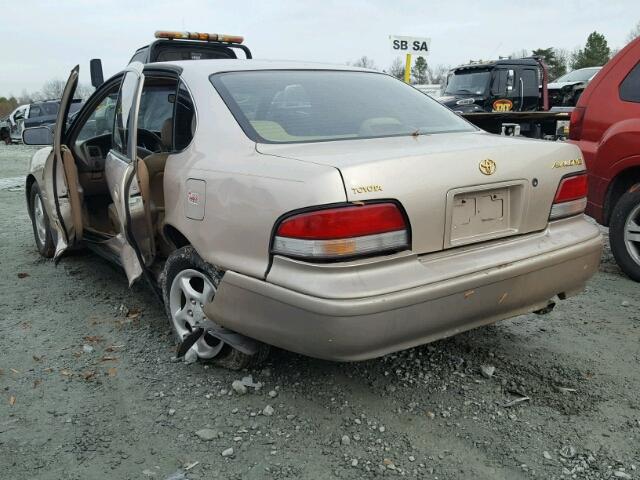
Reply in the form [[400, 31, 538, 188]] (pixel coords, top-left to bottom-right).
[[89, 30, 252, 88], [437, 57, 571, 140]]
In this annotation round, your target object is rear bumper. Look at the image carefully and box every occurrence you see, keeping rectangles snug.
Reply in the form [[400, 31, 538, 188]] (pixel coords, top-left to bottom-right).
[[206, 216, 602, 361]]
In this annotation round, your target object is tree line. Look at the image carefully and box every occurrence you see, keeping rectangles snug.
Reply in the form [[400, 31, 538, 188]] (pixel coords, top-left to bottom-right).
[[0, 79, 94, 118], [350, 21, 640, 86], [3, 22, 639, 118]]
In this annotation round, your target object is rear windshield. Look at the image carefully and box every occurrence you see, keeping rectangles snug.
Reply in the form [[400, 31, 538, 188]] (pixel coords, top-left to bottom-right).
[[554, 68, 600, 83], [210, 70, 474, 144]]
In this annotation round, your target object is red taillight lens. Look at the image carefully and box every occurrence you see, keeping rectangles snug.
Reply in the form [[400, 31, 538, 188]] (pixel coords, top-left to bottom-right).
[[550, 173, 588, 220], [554, 173, 588, 203], [568, 107, 586, 141], [273, 203, 409, 259], [276, 203, 405, 239]]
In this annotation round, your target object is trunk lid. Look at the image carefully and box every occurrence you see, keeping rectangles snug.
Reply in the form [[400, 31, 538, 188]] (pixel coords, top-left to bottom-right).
[[257, 131, 582, 255]]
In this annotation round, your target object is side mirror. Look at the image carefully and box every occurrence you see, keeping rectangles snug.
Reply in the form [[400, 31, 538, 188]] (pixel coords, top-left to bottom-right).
[[22, 126, 53, 146], [90, 59, 104, 88]]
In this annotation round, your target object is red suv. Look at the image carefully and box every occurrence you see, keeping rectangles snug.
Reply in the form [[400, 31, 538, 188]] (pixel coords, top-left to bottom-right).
[[569, 37, 640, 281]]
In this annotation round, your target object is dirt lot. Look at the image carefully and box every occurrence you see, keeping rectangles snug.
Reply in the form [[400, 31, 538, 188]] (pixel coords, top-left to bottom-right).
[[0, 144, 638, 480]]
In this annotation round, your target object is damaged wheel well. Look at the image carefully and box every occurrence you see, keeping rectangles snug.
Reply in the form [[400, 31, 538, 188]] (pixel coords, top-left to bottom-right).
[[25, 175, 36, 216], [163, 224, 191, 249], [604, 167, 640, 225]]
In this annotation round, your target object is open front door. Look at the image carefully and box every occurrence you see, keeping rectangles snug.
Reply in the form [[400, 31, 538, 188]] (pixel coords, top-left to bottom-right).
[[105, 63, 156, 285], [41, 65, 84, 260]]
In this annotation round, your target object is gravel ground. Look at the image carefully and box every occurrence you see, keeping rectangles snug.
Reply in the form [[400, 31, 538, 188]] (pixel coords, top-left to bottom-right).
[[1, 144, 639, 480]]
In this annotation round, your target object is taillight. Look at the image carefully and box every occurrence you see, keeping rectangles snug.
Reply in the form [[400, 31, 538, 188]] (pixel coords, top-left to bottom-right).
[[568, 107, 586, 140], [549, 173, 588, 220], [272, 203, 410, 260]]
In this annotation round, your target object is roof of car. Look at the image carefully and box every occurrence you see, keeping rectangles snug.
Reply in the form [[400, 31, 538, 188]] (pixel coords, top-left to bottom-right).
[[452, 58, 540, 71], [151, 59, 375, 74]]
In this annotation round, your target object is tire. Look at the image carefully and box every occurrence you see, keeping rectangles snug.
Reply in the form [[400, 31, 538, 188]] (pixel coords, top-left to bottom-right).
[[609, 189, 640, 282], [160, 246, 269, 370], [29, 183, 55, 258]]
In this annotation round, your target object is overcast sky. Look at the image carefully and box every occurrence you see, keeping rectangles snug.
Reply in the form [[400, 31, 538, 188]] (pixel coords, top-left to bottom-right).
[[1, 0, 638, 97]]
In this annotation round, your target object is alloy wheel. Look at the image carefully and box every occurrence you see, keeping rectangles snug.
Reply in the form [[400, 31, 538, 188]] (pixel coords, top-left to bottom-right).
[[33, 193, 47, 246], [168, 269, 224, 359], [624, 203, 640, 267]]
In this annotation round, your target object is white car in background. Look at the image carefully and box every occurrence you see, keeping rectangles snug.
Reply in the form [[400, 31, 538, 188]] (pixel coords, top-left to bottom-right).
[[548, 67, 602, 107]]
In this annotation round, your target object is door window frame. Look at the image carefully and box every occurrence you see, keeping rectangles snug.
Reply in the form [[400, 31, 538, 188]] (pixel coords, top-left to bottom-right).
[[67, 75, 124, 149], [112, 64, 145, 163]]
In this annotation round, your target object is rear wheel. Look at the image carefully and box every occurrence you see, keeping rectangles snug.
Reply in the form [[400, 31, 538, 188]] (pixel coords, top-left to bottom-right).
[[609, 189, 640, 282], [29, 182, 55, 258], [161, 246, 269, 370]]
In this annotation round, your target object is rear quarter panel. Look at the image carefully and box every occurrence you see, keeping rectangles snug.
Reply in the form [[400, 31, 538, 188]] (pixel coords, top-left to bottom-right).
[[162, 72, 346, 279], [260, 133, 586, 254], [26, 146, 51, 193]]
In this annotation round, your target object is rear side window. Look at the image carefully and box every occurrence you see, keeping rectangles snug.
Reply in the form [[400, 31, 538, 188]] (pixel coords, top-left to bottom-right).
[[620, 61, 640, 103], [173, 81, 196, 150]]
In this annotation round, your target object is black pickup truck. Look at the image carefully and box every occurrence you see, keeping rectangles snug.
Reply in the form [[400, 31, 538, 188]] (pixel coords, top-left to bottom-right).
[[1, 99, 82, 144]]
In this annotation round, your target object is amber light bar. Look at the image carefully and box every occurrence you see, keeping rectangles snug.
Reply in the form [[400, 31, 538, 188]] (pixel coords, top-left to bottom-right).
[[154, 30, 244, 44]]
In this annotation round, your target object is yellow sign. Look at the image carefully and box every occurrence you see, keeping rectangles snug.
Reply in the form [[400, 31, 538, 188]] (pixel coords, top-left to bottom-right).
[[479, 159, 497, 176], [404, 53, 411, 84]]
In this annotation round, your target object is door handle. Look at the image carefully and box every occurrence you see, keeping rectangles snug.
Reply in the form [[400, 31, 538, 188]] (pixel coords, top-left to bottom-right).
[[519, 78, 524, 111]]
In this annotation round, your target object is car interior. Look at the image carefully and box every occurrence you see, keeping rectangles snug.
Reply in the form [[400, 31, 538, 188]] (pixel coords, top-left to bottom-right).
[[65, 75, 195, 259]]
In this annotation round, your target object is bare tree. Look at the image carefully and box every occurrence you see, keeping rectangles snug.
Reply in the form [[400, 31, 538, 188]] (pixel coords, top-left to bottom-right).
[[75, 83, 95, 101], [41, 79, 66, 100], [555, 48, 570, 73], [509, 49, 530, 59], [388, 57, 405, 80], [18, 89, 33, 105], [627, 20, 640, 43], [350, 56, 377, 70], [428, 64, 451, 86]]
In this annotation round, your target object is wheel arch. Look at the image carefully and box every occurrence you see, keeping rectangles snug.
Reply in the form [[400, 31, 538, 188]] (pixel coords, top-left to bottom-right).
[[163, 223, 191, 249], [25, 174, 37, 218], [603, 166, 640, 225]]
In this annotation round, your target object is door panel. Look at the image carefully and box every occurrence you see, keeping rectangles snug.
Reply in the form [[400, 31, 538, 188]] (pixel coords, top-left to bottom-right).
[[104, 63, 156, 285], [104, 153, 144, 282], [40, 65, 82, 259], [520, 68, 539, 111]]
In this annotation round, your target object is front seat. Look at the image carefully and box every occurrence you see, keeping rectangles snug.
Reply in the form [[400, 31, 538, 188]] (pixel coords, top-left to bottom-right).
[[140, 118, 172, 215]]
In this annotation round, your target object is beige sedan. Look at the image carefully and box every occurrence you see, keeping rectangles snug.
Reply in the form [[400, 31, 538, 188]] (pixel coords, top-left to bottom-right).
[[23, 60, 602, 368]]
